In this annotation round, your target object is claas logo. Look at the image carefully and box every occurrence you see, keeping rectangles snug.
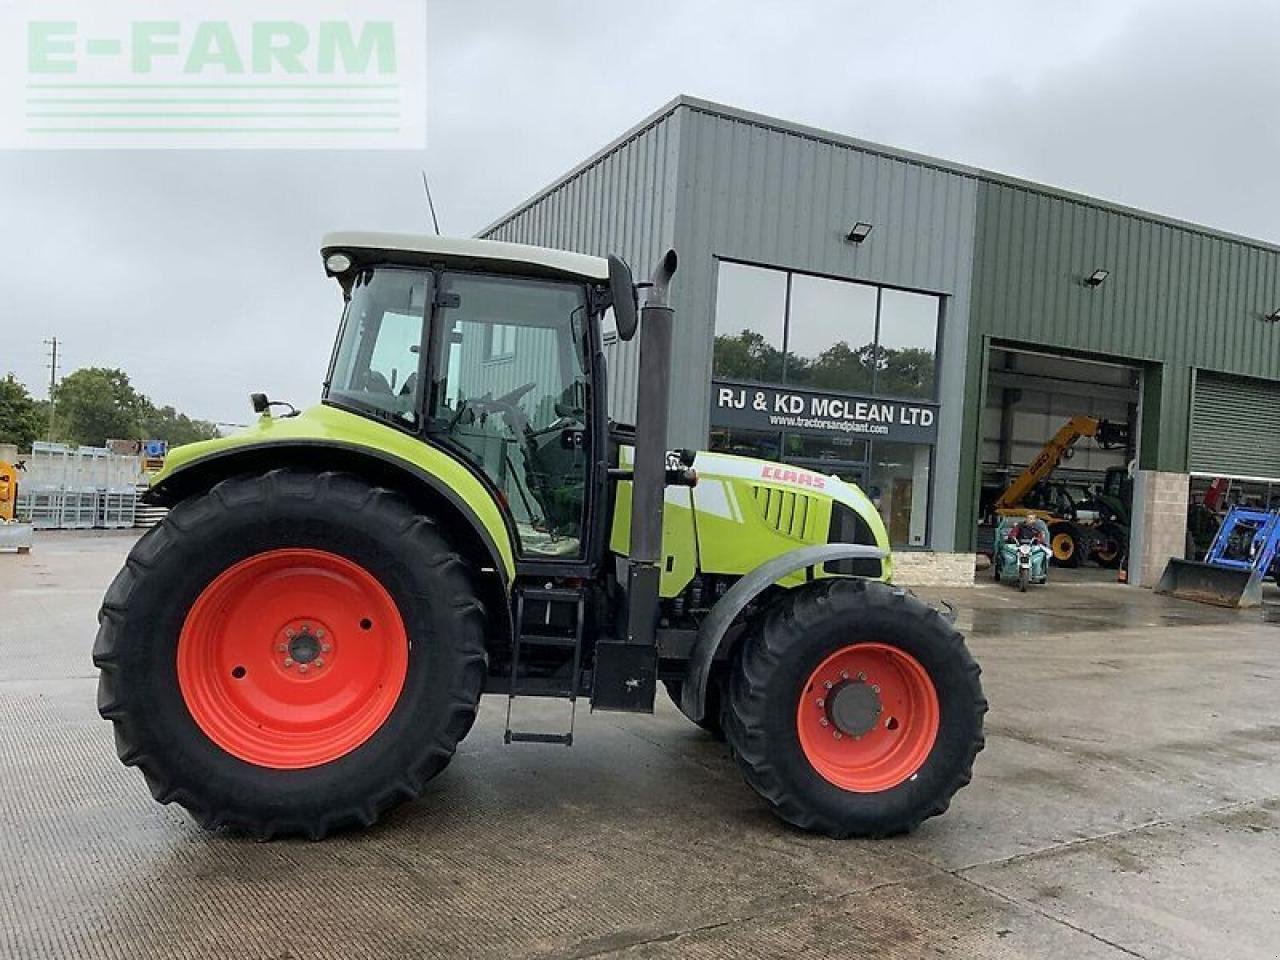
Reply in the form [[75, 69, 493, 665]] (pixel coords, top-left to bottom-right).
[[761, 465, 827, 490]]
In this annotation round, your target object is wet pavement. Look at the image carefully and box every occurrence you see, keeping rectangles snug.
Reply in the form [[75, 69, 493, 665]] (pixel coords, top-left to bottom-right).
[[3, 532, 1279, 959]]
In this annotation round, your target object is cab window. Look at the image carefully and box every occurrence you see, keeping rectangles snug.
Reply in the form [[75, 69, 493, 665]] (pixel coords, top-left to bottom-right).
[[327, 269, 430, 426]]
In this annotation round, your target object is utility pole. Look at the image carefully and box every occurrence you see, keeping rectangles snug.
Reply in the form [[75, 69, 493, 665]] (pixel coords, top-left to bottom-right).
[[43, 337, 59, 440]]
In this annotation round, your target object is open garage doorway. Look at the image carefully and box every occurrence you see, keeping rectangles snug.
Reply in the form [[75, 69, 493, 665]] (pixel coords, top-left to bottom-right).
[[977, 345, 1141, 583]]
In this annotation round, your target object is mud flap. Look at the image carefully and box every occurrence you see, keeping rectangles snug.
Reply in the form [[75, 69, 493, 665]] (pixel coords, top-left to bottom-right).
[[1155, 558, 1264, 609]]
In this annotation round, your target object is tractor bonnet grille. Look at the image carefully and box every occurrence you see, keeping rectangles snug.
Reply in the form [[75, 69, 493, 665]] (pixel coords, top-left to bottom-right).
[[751, 485, 814, 540]]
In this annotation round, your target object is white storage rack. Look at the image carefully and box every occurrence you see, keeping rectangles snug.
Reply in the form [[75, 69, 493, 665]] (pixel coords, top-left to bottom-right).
[[14, 442, 144, 530]]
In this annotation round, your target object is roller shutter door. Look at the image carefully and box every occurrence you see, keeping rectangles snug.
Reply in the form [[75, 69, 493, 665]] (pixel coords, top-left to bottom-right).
[[1189, 372, 1280, 479]]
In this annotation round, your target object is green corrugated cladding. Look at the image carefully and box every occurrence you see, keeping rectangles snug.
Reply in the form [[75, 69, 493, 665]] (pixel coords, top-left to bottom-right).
[[956, 179, 1280, 549]]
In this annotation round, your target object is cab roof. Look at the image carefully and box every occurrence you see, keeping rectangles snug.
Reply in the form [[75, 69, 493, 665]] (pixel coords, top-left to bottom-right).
[[321, 232, 609, 282]]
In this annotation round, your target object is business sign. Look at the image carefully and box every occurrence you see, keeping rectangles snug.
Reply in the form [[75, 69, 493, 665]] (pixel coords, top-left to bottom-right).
[[0, 0, 425, 149], [711, 379, 939, 445]]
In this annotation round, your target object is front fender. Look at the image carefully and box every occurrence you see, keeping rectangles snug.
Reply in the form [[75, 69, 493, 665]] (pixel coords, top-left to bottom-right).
[[680, 543, 887, 723]]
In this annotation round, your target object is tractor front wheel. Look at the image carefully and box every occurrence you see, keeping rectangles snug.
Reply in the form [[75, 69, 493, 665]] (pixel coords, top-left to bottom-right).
[[724, 578, 986, 838], [663, 675, 726, 739], [93, 468, 489, 839]]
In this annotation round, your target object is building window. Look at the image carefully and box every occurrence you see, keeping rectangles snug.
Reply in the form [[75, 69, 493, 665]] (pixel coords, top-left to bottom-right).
[[784, 433, 869, 465], [876, 289, 940, 400], [484, 323, 518, 361], [711, 260, 940, 401], [708, 427, 782, 461], [712, 262, 787, 383], [785, 273, 878, 393], [867, 441, 931, 548]]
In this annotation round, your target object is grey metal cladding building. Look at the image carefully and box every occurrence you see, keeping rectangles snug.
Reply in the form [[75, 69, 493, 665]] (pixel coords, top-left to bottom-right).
[[481, 95, 1280, 575]]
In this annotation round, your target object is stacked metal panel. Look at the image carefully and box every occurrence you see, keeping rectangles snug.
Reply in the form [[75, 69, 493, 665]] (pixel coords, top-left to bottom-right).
[[12, 442, 144, 530]]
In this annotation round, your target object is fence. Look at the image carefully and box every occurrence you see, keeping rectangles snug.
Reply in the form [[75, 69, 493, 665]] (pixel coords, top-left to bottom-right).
[[13, 442, 145, 530]]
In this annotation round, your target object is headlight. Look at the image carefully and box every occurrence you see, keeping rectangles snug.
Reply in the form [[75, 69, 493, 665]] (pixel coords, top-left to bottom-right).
[[325, 252, 353, 274]]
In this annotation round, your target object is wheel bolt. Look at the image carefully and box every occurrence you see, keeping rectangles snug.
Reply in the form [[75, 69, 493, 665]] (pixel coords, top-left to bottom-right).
[[277, 643, 287, 652], [823, 680, 833, 690], [872, 685, 881, 694], [840, 670, 849, 680], [314, 658, 325, 669], [283, 658, 294, 668], [286, 629, 296, 639], [321, 643, 331, 653], [298, 664, 308, 674], [857, 672, 866, 681], [833, 731, 842, 740], [819, 717, 829, 727], [315, 629, 325, 639], [816, 698, 825, 707]]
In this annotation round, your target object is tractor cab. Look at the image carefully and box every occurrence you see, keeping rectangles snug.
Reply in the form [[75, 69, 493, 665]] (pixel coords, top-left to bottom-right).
[[322, 233, 610, 564]]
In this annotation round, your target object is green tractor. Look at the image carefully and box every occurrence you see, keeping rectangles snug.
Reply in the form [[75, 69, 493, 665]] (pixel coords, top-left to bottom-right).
[[94, 233, 985, 839]]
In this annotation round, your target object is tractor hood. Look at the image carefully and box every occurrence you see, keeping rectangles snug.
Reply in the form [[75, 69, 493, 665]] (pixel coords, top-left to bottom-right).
[[610, 446, 893, 595]]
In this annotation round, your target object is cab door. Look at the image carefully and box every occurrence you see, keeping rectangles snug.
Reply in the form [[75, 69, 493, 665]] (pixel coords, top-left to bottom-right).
[[428, 271, 594, 562]]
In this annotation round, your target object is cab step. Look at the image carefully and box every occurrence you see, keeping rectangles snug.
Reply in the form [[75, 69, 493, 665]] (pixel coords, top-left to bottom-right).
[[505, 730, 573, 746], [503, 585, 584, 747]]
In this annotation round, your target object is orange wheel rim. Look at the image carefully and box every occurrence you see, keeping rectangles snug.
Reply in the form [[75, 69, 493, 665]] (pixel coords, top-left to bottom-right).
[[177, 548, 408, 769], [1052, 533, 1074, 560], [796, 643, 939, 792]]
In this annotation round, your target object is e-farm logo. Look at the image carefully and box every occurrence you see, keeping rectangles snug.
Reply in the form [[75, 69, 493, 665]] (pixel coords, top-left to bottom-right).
[[0, 1, 426, 149]]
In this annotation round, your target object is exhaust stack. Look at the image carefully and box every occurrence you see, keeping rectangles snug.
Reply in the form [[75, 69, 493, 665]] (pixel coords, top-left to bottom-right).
[[591, 249, 677, 714]]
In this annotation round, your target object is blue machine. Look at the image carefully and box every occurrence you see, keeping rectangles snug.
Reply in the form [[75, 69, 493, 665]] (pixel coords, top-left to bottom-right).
[[1157, 506, 1280, 608]]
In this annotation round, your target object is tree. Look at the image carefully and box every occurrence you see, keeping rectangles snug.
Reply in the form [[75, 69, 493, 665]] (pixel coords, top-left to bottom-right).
[[142, 405, 219, 446], [0, 374, 43, 449], [800, 341, 875, 393], [713, 330, 786, 382], [869, 345, 935, 399], [51, 367, 150, 447], [50, 367, 219, 448]]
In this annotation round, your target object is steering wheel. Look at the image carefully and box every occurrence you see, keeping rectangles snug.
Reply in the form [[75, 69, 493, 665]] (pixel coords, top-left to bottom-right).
[[471, 382, 536, 434]]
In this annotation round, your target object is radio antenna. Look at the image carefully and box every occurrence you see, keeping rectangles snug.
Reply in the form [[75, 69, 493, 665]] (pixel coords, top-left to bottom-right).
[[421, 170, 441, 236]]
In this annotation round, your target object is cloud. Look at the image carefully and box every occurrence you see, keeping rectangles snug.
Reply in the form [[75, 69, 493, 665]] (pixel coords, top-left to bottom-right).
[[1, 0, 1275, 426]]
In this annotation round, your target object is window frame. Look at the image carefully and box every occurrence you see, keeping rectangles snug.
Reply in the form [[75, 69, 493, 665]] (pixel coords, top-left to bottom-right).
[[711, 256, 944, 404]]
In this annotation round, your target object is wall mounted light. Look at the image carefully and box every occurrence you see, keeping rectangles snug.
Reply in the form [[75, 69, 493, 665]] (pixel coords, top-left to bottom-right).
[[1265, 309, 1280, 323], [1085, 268, 1110, 287], [845, 221, 874, 244]]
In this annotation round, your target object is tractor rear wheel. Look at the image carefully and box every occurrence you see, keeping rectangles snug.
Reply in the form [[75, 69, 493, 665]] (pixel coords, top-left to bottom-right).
[[94, 468, 489, 839], [723, 578, 985, 838]]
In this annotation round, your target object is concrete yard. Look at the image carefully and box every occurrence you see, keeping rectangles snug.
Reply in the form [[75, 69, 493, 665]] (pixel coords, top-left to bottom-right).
[[3, 531, 1279, 959]]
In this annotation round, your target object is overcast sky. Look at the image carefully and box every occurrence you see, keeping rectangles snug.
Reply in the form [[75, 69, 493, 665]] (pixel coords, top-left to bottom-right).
[[2, 0, 1278, 427]]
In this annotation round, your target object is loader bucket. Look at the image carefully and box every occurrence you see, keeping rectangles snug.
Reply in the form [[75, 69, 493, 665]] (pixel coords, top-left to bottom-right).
[[1154, 558, 1264, 608]]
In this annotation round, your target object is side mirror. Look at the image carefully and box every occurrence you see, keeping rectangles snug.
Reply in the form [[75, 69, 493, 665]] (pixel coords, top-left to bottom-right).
[[607, 255, 639, 342]]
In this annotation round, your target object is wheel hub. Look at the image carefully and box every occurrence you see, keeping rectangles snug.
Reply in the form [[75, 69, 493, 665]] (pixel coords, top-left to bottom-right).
[[288, 627, 322, 664], [826, 679, 882, 738]]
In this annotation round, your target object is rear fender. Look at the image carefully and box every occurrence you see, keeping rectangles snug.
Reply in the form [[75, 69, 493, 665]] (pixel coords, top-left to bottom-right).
[[147, 440, 516, 645], [680, 543, 887, 723]]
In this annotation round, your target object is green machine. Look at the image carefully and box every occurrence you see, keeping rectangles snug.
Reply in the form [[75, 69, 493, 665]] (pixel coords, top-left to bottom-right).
[[95, 234, 985, 840]]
